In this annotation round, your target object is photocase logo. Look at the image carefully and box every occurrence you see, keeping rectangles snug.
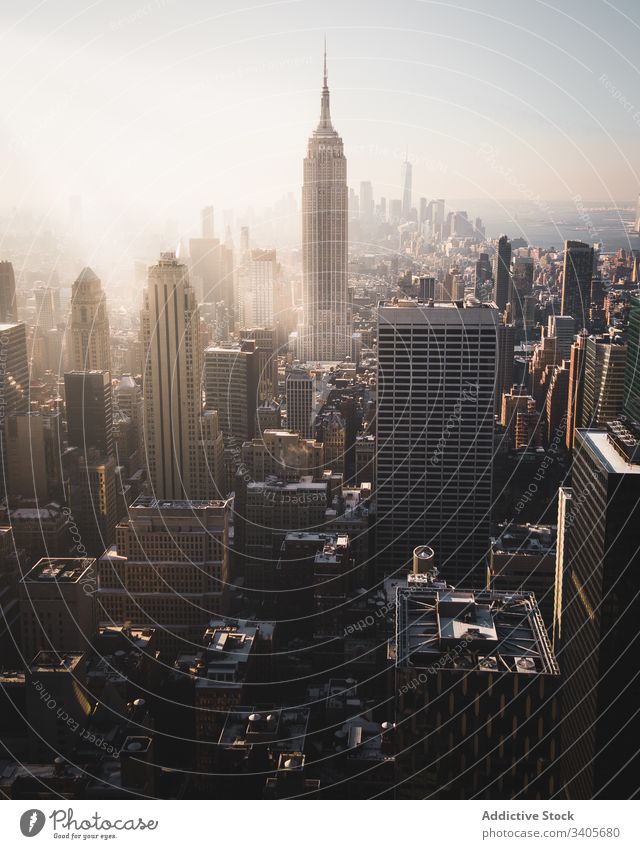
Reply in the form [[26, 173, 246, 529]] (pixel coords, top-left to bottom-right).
[[20, 810, 46, 837]]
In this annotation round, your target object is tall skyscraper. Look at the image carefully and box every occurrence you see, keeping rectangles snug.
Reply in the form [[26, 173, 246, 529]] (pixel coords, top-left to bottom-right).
[[400, 157, 412, 220], [548, 314, 576, 361], [560, 422, 640, 798], [34, 286, 58, 332], [76, 451, 119, 556], [286, 366, 314, 438], [376, 299, 498, 584], [64, 370, 113, 458], [511, 255, 534, 327], [494, 321, 515, 409], [492, 235, 512, 312], [141, 252, 204, 499], [0, 261, 17, 323], [5, 411, 64, 501], [566, 330, 588, 451], [69, 267, 111, 372], [561, 240, 594, 330], [553, 486, 572, 652], [241, 249, 276, 329], [0, 322, 29, 416], [581, 335, 627, 429], [240, 327, 278, 403], [202, 205, 215, 239], [204, 341, 259, 443], [298, 49, 349, 362], [114, 374, 143, 463], [546, 361, 570, 445], [623, 293, 640, 419], [359, 181, 374, 222]]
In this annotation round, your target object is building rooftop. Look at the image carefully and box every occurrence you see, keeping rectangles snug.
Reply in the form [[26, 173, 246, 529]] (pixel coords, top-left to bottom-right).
[[393, 585, 559, 675], [580, 428, 640, 475], [29, 651, 85, 674], [492, 523, 556, 556], [22, 557, 95, 584], [218, 707, 309, 752], [378, 298, 498, 311], [130, 495, 228, 511], [607, 418, 640, 464]]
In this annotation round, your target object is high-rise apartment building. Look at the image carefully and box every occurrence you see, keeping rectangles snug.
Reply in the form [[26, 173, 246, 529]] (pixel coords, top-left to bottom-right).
[[546, 361, 570, 445], [286, 366, 315, 438], [560, 422, 640, 798], [141, 252, 204, 499], [623, 293, 640, 419], [0, 261, 17, 323], [68, 267, 111, 372], [376, 300, 498, 584], [500, 384, 538, 447], [97, 496, 230, 646], [566, 330, 588, 450], [495, 321, 515, 409], [548, 314, 576, 361], [581, 335, 627, 428], [493, 235, 512, 312], [298, 51, 349, 361], [204, 341, 259, 443], [561, 240, 594, 330]]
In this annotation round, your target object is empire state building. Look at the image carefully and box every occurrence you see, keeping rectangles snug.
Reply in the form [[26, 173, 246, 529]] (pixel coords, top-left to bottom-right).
[[298, 50, 350, 362]]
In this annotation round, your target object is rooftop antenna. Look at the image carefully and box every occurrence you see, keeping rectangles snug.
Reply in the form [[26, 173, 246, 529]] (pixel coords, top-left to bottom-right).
[[323, 34, 327, 86]]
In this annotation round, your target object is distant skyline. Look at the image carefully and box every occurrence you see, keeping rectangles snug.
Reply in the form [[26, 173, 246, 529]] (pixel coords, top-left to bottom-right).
[[1, 0, 639, 234]]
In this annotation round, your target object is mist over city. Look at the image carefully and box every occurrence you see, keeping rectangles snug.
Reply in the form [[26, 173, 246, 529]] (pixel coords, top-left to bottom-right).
[[0, 0, 639, 835]]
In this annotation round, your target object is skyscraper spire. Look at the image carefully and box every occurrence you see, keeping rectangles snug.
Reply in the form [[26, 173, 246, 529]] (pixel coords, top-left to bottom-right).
[[300, 36, 349, 362], [323, 35, 327, 86], [319, 38, 332, 130]]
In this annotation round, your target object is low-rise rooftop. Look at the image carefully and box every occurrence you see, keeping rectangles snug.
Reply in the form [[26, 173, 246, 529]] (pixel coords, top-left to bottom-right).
[[22, 557, 95, 584]]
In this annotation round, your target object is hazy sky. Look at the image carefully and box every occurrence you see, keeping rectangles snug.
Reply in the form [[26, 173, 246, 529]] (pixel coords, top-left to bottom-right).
[[1, 0, 639, 234]]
